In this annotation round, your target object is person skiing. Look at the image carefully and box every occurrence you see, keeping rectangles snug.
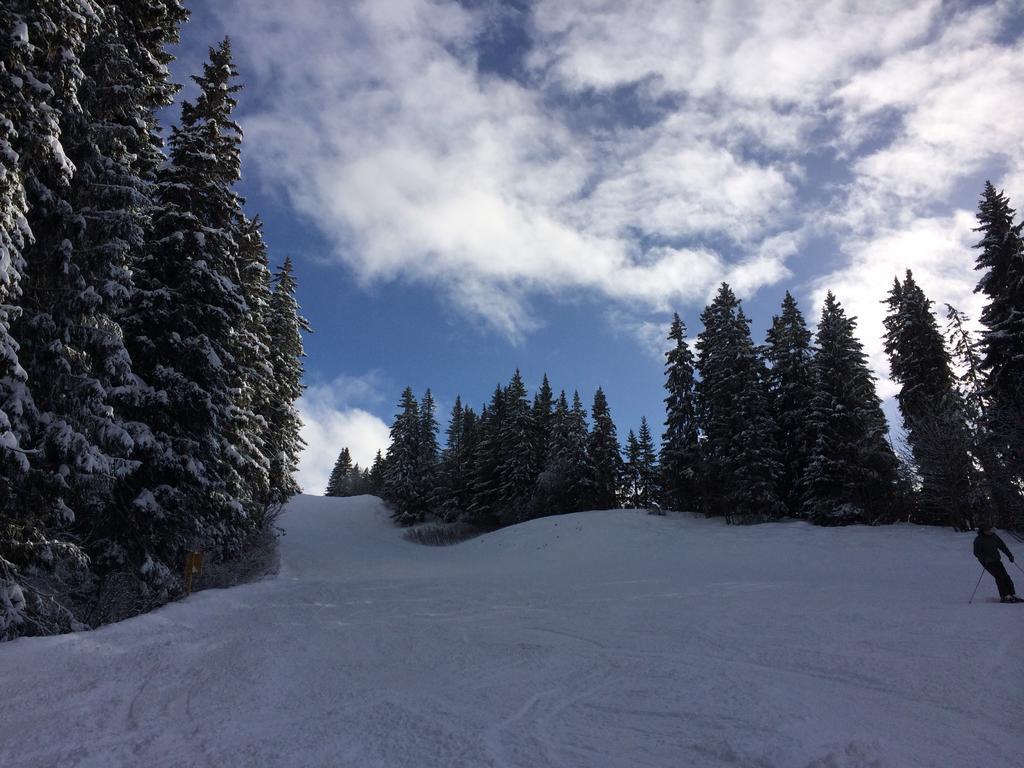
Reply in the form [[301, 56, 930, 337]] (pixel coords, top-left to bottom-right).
[[974, 522, 1020, 603]]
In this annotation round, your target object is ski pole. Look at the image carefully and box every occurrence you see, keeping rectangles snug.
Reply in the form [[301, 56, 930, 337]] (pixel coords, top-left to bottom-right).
[[1012, 560, 1024, 576], [969, 567, 985, 604]]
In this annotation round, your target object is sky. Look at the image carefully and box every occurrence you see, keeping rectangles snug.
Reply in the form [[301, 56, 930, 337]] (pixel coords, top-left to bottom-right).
[[171, 0, 1024, 495]]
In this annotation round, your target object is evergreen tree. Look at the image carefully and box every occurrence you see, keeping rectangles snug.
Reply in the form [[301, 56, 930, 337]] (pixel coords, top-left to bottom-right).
[[944, 305, 1023, 526], [623, 430, 640, 508], [0, 0, 101, 639], [634, 417, 659, 510], [232, 215, 276, 512], [541, 391, 594, 513], [883, 271, 977, 527], [660, 314, 700, 512], [360, 467, 372, 494], [265, 257, 311, 506], [435, 397, 468, 522], [496, 371, 536, 523], [696, 284, 783, 522], [13, 0, 191, 558], [530, 373, 554, 474], [325, 448, 353, 497], [119, 40, 255, 587], [763, 292, 816, 515], [466, 385, 505, 528], [368, 450, 385, 496], [418, 388, 439, 514], [973, 182, 1024, 499], [803, 292, 899, 523], [588, 387, 623, 510], [944, 305, 987, 425], [383, 387, 423, 525]]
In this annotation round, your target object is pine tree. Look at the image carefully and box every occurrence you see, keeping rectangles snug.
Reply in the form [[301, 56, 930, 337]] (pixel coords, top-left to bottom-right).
[[418, 388, 439, 514], [588, 387, 622, 510], [368, 450, 385, 496], [623, 430, 640, 508], [635, 417, 659, 510], [496, 371, 536, 523], [763, 292, 816, 515], [696, 284, 783, 522], [541, 391, 594, 513], [383, 387, 423, 525], [803, 292, 899, 523], [232, 215, 276, 512], [325, 448, 353, 497], [119, 40, 255, 587], [944, 305, 987, 426], [435, 397, 469, 522], [0, 0, 102, 639], [530, 373, 554, 475], [883, 271, 977, 527], [660, 314, 700, 512], [973, 182, 1024, 501], [944, 305, 1022, 526], [266, 257, 311, 507], [466, 385, 505, 528]]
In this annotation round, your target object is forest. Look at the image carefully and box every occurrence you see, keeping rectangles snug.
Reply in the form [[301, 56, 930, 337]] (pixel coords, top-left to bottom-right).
[[328, 184, 1024, 537], [1, 3, 308, 639]]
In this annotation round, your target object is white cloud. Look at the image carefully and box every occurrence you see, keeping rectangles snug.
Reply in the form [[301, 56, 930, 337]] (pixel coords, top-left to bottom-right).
[[296, 373, 392, 495], [531, 0, 938, 106], [607, 309, 671, 364], [214, 0, 819, 337], [213, 0, 1021, 343]]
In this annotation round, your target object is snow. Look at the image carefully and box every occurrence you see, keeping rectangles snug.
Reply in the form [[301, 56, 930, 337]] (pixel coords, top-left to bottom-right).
[[10, 22, 28, 46], [1, 495, 1021, 767]]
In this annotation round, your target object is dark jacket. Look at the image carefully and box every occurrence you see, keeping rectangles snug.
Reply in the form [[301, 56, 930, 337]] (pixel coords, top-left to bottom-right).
[[974, 531, 1013, 565]]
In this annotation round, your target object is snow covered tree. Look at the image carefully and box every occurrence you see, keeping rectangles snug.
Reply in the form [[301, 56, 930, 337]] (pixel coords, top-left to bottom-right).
[[435, 397, 477, 522], [884, 271, 977, 527], [763, 292, 816, 515], [418, 388, 439, 513], [383, 387, 424, 525], [624, 417, 658, 509], [466, 385, 506, 528], [623, 430, 640, 507], [660, 314, 700, 512], [560, 391, 595, 512], [535, 390, 592, 516], [944, 305, 1023, 526], [495, 370, 536, 523], [0, 0, 102, 638], [530, 373, 554, 474], [118, 39, 257, 588], [232, 215, 276, 510], [265, 256, 311, 507], [696, 284, 783, 522], [368, 450, 385, 496], [973, 182, 1024, 502], [588, 387, 622, 510], [325, 448, 353, 497], [803, 292, 900, 524]]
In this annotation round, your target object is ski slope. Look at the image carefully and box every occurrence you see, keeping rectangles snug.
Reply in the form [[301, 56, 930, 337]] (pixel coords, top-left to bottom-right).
[[1, 495, 1021, 768]]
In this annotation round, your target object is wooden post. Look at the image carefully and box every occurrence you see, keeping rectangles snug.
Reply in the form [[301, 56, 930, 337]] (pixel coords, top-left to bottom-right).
[[184, 551, 204, 595]]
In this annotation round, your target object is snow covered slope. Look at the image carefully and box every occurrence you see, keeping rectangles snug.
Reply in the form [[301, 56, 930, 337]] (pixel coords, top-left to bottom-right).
[[1, 495, 1021, 767]]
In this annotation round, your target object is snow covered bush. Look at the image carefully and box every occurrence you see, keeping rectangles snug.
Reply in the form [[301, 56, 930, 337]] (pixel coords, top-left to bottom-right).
[[0, 570, 26, 639], [403, 522, 479, 547]]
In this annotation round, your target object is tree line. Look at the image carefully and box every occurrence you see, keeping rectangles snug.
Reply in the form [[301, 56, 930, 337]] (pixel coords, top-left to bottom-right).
[[328, 182, 1023, 533], [0, 3, 309, 639]]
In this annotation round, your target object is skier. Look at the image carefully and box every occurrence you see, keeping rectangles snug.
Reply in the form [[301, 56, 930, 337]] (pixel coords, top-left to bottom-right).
[[974, 522, 1020, 603]]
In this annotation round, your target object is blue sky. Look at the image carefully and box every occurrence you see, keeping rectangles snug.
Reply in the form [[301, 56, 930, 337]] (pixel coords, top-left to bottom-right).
[[172, 0, 1024, 493]]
